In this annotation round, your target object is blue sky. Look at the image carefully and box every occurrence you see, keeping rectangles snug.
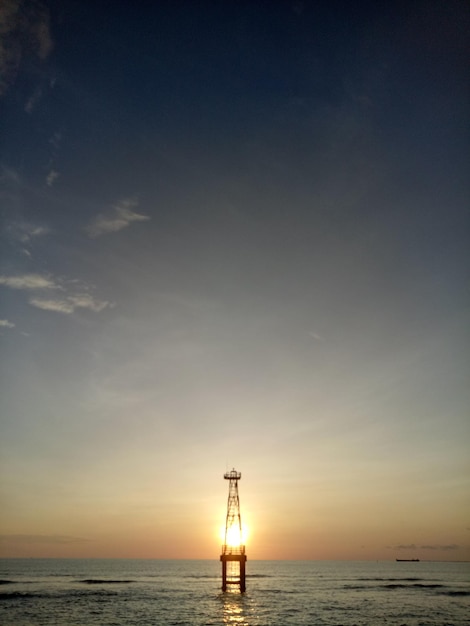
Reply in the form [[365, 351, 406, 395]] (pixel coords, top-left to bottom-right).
[[0, 0, 468, 560]]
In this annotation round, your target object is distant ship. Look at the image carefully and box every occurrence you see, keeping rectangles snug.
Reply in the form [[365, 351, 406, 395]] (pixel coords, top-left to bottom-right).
[[396, 558, 420, 562]]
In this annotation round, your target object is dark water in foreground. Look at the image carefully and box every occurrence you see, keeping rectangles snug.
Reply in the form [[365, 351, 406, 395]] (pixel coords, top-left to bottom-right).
[[0, 558, 468, 625]]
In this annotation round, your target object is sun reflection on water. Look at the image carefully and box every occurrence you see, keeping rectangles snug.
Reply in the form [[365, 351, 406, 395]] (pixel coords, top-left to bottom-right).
[[221, 590, 253, 625]]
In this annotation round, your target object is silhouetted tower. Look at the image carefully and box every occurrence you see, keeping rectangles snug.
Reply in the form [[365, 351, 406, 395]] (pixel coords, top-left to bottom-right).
[[220, 469, 247, 592]]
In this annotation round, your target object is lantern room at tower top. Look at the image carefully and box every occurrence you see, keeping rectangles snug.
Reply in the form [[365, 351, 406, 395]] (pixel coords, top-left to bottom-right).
[[220, 468, 247, 592]]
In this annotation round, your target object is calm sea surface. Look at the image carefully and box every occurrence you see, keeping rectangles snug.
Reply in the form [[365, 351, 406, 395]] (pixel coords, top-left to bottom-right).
[[0, 558, 468, 625]]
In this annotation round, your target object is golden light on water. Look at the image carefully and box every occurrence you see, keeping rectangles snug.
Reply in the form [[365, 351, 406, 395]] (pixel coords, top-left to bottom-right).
[[222, 592, 251, 623]]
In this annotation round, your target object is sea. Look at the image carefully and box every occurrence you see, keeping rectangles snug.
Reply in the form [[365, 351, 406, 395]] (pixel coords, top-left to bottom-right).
[[0, 558, 468, 625]]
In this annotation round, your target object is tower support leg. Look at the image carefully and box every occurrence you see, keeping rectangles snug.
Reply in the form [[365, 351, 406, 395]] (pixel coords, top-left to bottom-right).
[[220, 554, 246, 592], [221, 559, 227, 592], [240, 558, 246, 593]]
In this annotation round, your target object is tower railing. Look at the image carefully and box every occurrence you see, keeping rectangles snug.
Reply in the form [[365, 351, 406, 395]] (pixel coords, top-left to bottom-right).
[[224, 470, 241, 480], [221, 544, 246, 555]]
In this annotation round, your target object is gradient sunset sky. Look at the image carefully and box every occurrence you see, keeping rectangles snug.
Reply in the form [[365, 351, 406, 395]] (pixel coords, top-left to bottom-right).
[[1, 0, 468, 561]]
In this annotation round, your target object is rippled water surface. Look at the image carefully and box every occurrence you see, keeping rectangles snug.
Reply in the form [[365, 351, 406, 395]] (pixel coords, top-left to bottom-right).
[[0, 558, 468, 625]]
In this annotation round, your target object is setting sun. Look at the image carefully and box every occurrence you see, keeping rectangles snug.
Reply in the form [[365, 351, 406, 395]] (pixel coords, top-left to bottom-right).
[[219, 524, 249, 547]]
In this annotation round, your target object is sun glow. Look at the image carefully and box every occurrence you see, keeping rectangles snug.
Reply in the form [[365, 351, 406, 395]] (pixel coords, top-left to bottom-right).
[[219, 524, 249, 547]]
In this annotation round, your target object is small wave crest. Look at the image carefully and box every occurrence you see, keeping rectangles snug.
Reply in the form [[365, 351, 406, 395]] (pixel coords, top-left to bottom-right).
[[0, 591, 37, 600], [384, 583, 445, 589], [1, 588, 122, 601], [79, 579, 136, 584], [359, 577, 423, 582], [344, 582, 446, 591], [441, 590, 470, 597]]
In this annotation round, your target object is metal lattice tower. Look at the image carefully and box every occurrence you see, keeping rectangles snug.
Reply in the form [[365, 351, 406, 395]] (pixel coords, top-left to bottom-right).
[[220, 469, 247, 592]]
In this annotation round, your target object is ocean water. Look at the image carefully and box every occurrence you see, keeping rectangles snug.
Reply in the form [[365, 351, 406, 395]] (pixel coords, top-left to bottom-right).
[[0, 558, 468, 625]]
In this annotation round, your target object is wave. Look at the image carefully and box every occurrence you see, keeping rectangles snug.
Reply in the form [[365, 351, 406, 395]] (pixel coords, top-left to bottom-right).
[[384, 583, 445, 589], [0, 591, 37, 600], [260, 588, 301, 594], [358, 577, 423, 582], [343, 581, 470, 598], [78, 579, 136, 584], [1, 589, 122, 601], [344, 582, 446, 591], [441, 590, 470, 597]]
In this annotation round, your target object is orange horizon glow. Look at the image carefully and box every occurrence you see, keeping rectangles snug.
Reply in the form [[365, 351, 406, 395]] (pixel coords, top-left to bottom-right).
[[2, 492, 469, 562]]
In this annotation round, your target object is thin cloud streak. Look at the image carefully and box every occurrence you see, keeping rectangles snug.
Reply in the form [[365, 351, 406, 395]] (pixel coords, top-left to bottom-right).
[[68, 294, 110, 312], [1, 274, 110, 314], [0, 319, 15, 328], [24, 226, 50, 240], [87, 198, 150, 237], [30, 294, 110, 314], [391, 543, 460, 552], [420, 544, 460, 551], [5, 221, 51, 244], [29, 298, 76, 314], [308, 331, 324, 342], [46, 169, 59, 186], [24, 86, 42, 113], [0, 274, 58, 290]]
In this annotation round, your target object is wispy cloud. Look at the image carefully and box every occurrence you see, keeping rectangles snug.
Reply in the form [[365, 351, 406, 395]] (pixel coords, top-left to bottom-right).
[[0, 534, 89, 545], [308, 331, 324, 341], [31, 293, 110, 314], [0, 273, 111, 315], [0, 273, 58, 290], [46, 169, 59, 186], [420, 544, 460, 551], [5, 220, 51, 245], [24, 86, 42, 113], [67, 294, 110, 312], [86, 197, 150, 237], [25, 226, 50, 240], [391, 543, 460, 552], [0, 319, 15, 328], [393, 544, 418, 550], [49, 131, 62, 149], [29, 298, 76, 314]]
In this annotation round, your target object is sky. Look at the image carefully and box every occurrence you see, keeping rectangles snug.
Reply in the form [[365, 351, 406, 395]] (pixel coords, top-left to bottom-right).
[[0, 0, 469, 561]]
